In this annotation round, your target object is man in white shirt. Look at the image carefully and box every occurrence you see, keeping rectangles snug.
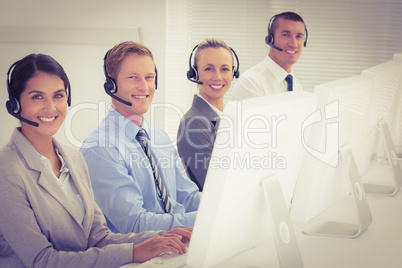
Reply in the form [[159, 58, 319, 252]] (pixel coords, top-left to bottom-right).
[[232, 11, 308, 100]]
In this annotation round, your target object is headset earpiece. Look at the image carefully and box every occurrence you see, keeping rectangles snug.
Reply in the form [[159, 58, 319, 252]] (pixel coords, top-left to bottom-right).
[[6, 99, 19, 115], [66, 86, 71, 107], [230, 47, 240, 79], [233, 68, 240, 79], [303, 28, 308, 47], [265, 15, 276, 46], [103, 51, 118, 95], [265, 34, 274, 46], [186, 66, 199, 81], [104, 75, 118, 94], [154, 66, 158, 90], [6, 61, 21, 115], [5, 58, 40, 127], [187, 45, 199, 83]]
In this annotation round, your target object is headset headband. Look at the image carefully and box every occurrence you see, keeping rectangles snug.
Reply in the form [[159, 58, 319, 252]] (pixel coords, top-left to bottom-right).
[[187, 44, 240, 84]]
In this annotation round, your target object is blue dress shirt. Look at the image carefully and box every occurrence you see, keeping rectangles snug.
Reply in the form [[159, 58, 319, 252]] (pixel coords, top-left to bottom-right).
[[80, 107, 201, 233]]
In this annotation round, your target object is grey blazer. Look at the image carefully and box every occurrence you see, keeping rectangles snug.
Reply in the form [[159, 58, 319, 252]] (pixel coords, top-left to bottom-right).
[[177, 95, 220, 191], [0, 128, 158, 268]]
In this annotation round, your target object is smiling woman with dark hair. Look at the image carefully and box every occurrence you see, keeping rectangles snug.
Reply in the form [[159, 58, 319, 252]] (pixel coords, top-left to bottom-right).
[[0, 53, 191, 268]]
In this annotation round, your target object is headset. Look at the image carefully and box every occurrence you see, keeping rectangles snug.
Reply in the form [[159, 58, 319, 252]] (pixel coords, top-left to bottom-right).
[[6, 59, 71, 127], [103, 50, 158, 107], [187, 44, 240, 85], [265, 13, 308, 51]]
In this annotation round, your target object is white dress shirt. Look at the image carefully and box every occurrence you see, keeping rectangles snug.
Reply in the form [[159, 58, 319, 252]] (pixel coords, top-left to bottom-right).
[[232, 55, 303, 100]]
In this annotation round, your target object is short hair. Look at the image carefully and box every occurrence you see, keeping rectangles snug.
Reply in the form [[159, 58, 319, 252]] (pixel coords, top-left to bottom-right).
[[271, 11, 306, 37], [193, 37, 233, 70], [9, 54, 70, 102], [105, 41, 154, 79]]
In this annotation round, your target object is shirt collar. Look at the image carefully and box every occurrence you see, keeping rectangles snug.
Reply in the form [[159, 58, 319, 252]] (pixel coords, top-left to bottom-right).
[[197, 94, 223, 116], [108, 106, 150, 142], [265, 55, 293, 83], [39, 145, 69, 175], [57, 147, 68, 173]]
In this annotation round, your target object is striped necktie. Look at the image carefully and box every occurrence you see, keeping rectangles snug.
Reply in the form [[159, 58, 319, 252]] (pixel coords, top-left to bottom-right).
[[285, 74, 293, 91], [136, 128, 173, 213]]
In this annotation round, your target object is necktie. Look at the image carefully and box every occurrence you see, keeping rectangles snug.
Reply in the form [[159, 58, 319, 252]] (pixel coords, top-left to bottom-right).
[[136, 129, 173, 213], [285, 74, 293, 91]]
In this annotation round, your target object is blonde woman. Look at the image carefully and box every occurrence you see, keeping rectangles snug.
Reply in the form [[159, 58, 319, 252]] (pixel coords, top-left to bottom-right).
[[177, 38, 240, 191]]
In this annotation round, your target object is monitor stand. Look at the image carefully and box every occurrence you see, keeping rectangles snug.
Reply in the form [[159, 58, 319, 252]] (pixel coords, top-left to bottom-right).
[[363, 120, 402, 196], [302, 146, 372, 238], [260, 175, 304, 268]]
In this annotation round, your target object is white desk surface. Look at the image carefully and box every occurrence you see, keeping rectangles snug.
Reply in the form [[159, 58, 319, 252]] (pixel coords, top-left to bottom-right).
[[213, 191, 402, 268], [123, 190, 402, 268], [296, 193, 402, 268]]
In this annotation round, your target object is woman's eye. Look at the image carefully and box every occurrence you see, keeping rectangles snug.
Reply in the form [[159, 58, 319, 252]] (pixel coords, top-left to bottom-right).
[[32, 95, 42, 100]]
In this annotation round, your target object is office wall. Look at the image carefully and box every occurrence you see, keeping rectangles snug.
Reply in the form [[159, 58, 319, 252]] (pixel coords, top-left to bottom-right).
[[1, 0, 401, 149], [0, 0, 166, 148]]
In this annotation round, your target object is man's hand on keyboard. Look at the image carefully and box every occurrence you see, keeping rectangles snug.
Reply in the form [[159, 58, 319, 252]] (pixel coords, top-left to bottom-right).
[[133, 229, 190, 263], [159, 227, 193, 244]]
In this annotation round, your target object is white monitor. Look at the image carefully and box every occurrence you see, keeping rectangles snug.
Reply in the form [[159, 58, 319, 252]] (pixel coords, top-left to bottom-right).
[[393, 52, 402, 62], [361, 58, 402, 163], [359, 58, 402, 193], [295, 74, 374, 237], [186, 91, 318, 268]]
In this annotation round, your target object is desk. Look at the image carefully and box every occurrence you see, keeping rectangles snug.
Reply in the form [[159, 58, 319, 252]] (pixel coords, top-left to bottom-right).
[[219, 192, 402, 268], [296, 193, 402, 268], [123, 192, 402, 267]]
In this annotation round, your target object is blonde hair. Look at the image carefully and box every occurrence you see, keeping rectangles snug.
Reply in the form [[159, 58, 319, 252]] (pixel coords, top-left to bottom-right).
[[193, 37, 233, 69], [105, 41, 154, 79]]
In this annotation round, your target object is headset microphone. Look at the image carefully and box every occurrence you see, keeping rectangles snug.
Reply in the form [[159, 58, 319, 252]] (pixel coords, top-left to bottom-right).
[[268, 43, 284, 52], [105, 89, 132, 106], [17, 115, 39, 127], [187, 75, 204, 85], [6, 60, 40, 127], [6, 101, 39, 127], [190, 79, 203, 85]]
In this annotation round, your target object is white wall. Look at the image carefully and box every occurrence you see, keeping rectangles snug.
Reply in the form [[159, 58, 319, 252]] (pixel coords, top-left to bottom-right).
[[0, 0, 166, 148]]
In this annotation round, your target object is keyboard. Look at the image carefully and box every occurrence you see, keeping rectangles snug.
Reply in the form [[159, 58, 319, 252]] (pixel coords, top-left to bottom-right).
[[136, 252, 188, 268]]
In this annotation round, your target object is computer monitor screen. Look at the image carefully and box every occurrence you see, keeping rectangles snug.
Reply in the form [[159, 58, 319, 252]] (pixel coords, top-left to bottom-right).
[[299, 74, 374, 226], [395, 78, 402, 154], [186, 91, 317, 267], [361, 58, 402, 172], [299, 57, 402, 234]]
